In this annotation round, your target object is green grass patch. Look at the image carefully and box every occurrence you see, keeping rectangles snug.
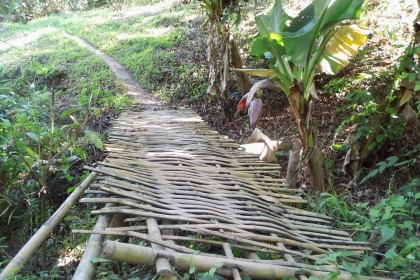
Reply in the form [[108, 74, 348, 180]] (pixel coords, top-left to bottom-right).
[[1, 1, 208, 104]]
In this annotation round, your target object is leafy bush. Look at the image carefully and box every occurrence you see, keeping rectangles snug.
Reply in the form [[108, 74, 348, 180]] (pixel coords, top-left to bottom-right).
[[0, 32, 131, 251], [310, 179, 420, 279]]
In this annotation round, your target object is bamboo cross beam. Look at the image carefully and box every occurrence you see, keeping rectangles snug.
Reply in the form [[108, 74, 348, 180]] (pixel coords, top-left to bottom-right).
[[101, 241, 390, 280]]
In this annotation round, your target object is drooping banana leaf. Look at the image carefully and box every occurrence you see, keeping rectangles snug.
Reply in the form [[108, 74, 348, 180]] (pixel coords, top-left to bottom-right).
[[317, 24, 369, 74]]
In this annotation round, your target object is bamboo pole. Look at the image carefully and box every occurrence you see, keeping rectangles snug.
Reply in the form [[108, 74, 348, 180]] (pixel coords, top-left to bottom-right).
[[223, 243, 241, 280], [0, 172, 98, 279], [102, 241, 390, 280], [72, 203, 114, 280]]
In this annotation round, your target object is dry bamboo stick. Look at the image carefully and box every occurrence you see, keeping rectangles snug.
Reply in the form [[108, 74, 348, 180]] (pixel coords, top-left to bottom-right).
[[223, 243, 241, 280], [72, 230, 354, 274], [180, 226, 309, 258], [0, 172, 98, 279]]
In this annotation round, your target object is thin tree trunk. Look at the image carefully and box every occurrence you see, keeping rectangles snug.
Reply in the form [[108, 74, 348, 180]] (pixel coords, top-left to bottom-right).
[[229, 35, 251, 94], [415, 0, 420, 45], [288, 90, 326, 191]]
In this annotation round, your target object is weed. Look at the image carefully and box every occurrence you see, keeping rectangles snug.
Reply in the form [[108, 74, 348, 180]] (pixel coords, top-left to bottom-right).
[[309, 179, 420, 279]]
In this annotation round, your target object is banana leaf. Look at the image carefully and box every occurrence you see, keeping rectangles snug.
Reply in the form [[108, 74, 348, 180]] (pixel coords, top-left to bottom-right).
[[318, 25, 369, 74], [252, 0, 365, 68]]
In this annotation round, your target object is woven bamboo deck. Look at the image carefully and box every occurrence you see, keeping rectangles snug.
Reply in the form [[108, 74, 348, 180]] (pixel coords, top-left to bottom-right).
[[73, 108, 371, 279]]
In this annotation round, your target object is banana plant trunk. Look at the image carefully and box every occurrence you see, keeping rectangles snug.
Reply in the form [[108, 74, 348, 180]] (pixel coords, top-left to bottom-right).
[[288, 89, 326, 191]]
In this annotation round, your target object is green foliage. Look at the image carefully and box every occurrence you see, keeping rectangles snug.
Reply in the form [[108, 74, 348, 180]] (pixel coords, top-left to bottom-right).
[[0, 30, 131, 274], [310, 179, 420, 279], [331, 44, 419, 162], [360, 146, 419, 184], [3, 0, 162, 22], [250, 0, 367, 96]]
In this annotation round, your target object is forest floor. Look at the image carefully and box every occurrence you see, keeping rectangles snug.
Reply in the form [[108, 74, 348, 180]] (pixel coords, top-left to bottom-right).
[[1, 0, 419, 279]]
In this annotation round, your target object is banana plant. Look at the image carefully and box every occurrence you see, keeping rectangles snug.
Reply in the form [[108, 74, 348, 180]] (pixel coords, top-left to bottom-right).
[[235, 0, 369, 189], [236, 0, 369, 149]]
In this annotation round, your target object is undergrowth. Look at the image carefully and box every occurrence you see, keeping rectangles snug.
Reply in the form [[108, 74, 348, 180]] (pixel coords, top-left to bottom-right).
[[309, 175, 419, 279], [0, 30, 131, 275]]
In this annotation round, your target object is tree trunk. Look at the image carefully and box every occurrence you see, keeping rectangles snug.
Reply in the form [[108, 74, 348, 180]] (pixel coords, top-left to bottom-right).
[[229, 35, 251, 94], [415, 0, 420, 45], [288, 90, 326, 191]]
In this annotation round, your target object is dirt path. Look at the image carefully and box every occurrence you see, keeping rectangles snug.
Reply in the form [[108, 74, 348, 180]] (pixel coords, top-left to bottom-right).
[[0, 27, 161, 106], [0, 27, 55, 52], [63, 32, 160, 106]]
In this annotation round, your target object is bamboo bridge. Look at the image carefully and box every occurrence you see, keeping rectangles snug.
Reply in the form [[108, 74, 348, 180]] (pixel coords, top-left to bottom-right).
[[0, 31, 382, 280], [76, 107, 372, 279]]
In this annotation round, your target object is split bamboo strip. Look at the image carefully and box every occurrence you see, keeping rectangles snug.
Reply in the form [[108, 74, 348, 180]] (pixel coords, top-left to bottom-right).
[[0, 172, 98, 279]]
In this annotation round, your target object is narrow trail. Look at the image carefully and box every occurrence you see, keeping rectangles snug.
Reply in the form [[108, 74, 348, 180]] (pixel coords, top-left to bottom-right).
[[63, 32, 159, 105], [0, 27, 55, 52]]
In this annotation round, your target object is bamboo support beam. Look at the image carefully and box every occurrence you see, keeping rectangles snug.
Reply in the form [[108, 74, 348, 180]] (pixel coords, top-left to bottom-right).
[[102, 241, 389, 280], [72, 203, 115, 280], [0, 172, 98, 279], [223, 243, 241, 280], [146, 218, 175, 279]]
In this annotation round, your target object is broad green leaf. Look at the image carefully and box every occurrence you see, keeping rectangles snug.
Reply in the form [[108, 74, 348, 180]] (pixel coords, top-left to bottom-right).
[[414, 81, 420, 91], [23, 156, 34, 171], [369, 208, 380, 219], [380, 224, 396, 244], [74, 147, 87, 161], [318, 25, 369, 74], [386, 156, 399, 167], [84, 130, 104, 151], [230, 68, 276, 78], [26, 132, 38, 142], [0, 118, 11, 127], [389, 195, 405, 208], [24, 146, 40, 161], [253, 0, 364, 68], [255, 0, 289, 35], [381, 206, 392, 221], [384, 247, 397, 259], [189, 264, 197, 274], [342, 261, 357, 273]]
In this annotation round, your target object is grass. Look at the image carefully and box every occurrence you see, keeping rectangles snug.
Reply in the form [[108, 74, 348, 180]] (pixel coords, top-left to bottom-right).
[[308, 177, 419, 279], [2, 0, 208, 104]]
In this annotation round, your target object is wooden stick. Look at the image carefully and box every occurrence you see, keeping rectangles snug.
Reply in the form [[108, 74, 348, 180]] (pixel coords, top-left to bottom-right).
[[223, 243, 242, 280], [146, 218, 175, 278]]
